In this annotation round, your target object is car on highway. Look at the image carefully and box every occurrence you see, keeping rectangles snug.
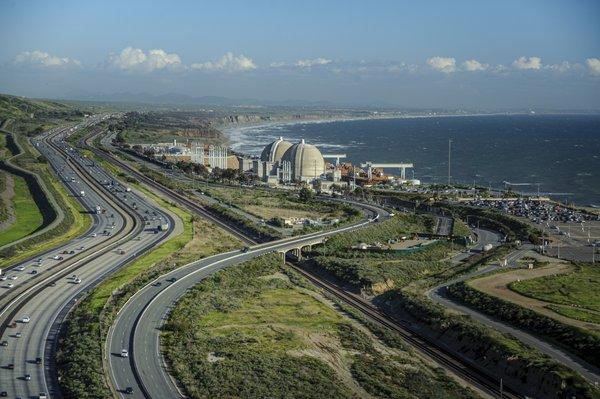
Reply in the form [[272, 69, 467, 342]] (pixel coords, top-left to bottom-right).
[[125, 387, 134, 394], [36, 357, 42, 364], [24, 374, 31, 381], [6, 283, 13, 289], [241, 246, 250, 253], [22, 316, 30, 323], [39, 394, 48, 399], [6, 363, 14, 370], [0, 275, 6, 281], [167, 277, 177, 283], [15, 332, 21, 338], [0, 341, 7, 346], [91, 233, 97, 237], [73, 277, 82, 284], [16, 266, 25, 271], [0, 391, 6, 396], [9, 275, 17, 280], [31, 270, 38, 275], [121, 349, 129, 358]]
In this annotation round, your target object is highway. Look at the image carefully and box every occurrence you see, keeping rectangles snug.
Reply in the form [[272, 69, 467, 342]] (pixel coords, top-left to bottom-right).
[[428, 231, 600, 384], [0, 118, 177, 398], [108, 204, 385, 398]]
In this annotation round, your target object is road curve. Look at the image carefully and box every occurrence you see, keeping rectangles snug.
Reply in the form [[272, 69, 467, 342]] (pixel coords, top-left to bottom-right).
[[428, 230, 600, 384], [108, 204, 384, 398]]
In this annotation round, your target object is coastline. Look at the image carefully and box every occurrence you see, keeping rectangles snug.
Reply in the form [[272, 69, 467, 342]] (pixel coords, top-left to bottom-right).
[[220, 111, 535, 154]]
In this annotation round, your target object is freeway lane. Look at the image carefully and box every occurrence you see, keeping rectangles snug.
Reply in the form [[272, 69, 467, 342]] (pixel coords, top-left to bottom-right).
[[108, 205, 385, 398], [0, 118, 177, 398]]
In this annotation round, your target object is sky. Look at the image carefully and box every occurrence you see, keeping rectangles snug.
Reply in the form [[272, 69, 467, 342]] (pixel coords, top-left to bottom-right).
[[0, 0, 599, 109]]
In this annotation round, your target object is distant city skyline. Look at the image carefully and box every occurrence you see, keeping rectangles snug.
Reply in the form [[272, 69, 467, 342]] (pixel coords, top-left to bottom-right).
[[1, 0, 599, 109]]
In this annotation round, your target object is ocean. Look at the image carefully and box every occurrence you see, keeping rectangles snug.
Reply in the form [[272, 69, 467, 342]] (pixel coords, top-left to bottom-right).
[[226, 114, 600, 206]]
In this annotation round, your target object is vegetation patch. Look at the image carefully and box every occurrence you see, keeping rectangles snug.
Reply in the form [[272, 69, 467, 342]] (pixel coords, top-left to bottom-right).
[[162, 253, 476, 399], [509, 263, 600, 312], [546, 305, 600, 325], [0, 174, 44, 246]]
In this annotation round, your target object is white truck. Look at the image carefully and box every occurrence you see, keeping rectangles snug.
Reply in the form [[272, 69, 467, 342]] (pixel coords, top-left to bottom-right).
[[95, 205, 102, 214]]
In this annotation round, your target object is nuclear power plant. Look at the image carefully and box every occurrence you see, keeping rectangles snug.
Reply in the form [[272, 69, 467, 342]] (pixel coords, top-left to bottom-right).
[[135, 136, 418, 190], [238, 137, 327, 184]]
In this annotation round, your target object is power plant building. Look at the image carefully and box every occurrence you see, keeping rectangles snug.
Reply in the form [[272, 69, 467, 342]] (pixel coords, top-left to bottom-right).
[[239, 137, 327, 184]]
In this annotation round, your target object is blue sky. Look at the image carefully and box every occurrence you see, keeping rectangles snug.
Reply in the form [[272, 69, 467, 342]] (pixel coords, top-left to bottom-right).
[[1, 0, 599, 108]]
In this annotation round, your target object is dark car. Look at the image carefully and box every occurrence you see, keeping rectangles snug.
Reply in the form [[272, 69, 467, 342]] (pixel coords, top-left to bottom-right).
[[167, 277, 177, 283], [7, 363, 14, 370], [241, 247, 249, 253], [0, 340, 7, 346], [125, 387, 134, 394], [0, 391, 7, 397], [35, 357, 42, 364]]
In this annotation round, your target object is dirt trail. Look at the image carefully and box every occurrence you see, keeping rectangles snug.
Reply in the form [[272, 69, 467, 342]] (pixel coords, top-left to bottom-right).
[[469, 262, 600, 331]]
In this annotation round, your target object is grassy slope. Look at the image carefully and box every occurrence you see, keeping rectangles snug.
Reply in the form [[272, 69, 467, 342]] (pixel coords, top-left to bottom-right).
[[163, 254, 476, 399], [509, 263, 600, 312], [0, 175, 44, 246], [0, 135, 92, 267]]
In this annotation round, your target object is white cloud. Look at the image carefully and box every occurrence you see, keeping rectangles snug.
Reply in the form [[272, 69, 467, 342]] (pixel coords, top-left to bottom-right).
[[513, 56, 542, 70], [426, 56, 456, 73], [295, 58, 332, 68], [13, 50, 81, 68], [586, 58, 600, 76], [191, 52, 256, 72], [462, 59, 488, 71], [107, 47, 182, 72], [545, 61, 571, 73]]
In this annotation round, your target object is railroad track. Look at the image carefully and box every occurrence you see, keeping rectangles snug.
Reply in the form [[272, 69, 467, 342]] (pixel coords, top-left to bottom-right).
[[287, 262, 521, 399], [91, 125, 521, 398], [82, 132, 256, 245]]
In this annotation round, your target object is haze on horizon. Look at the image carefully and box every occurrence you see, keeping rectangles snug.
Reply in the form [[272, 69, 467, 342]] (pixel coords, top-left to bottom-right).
[[1, 0, 599, 109]]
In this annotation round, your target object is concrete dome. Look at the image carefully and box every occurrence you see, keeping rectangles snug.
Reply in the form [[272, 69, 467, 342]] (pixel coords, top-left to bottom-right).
[[281, 139, 325, 181], [260, 137, 292, 163]]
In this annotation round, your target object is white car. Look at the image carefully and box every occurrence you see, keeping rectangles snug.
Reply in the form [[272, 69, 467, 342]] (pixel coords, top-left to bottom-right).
[[9, 275, 18, 280], [6, 283, 13, 288], [16, 265, 26, 271], [0, 275, 7, 281], [73, 278, 82, 284], [22, 316, 30, 323], [91, 233, 97, 237], [121, 349, 129, 358]]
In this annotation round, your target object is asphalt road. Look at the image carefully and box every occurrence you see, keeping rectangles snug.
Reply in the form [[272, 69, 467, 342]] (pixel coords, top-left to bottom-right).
[[108, 204, 387, 398], [0, 119, 177, 399], [428, 230, 600, 384]]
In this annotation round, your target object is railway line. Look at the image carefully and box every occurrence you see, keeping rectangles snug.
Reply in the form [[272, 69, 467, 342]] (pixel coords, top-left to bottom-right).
[[89, 125, 526, 398], [287, 262, 521, 399], [83, 132, 256, 245]]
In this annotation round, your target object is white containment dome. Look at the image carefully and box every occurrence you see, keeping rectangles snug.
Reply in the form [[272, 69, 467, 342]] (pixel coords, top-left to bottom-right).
[[281, 139, 325, 181], [260, 137, 293, 163]]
